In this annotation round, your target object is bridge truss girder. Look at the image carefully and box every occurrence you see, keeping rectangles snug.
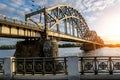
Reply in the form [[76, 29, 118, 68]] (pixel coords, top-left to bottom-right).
[[25, 5, 104, 45]]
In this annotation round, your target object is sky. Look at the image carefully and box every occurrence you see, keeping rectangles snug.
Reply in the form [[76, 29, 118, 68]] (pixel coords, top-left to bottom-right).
[[0, 0, 120, 44]]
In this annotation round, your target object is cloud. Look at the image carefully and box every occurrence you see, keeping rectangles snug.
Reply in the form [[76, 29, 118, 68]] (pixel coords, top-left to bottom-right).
[[86, 16, 96, 23], [24, 7, 31, 14], [4, 0, 25, 8], [0, 3, 6, 10], [0, 3, 15, 15], [12, 0, 25, 7], [80, 0, 116, 13], [0, 2, 31, 19], [45, 0, 68, 7], [74, 0, 119, 29]]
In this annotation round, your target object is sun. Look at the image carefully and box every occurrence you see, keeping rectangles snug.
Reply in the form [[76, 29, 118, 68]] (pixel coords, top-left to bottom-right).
[[100, 11, 120, 44], [105, 13, 120, 34], [108, 16, 120, 34]]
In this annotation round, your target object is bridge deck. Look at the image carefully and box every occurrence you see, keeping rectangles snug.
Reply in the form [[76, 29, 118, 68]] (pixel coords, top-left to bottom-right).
[[47, 31, 103, 45], [0, 16, 41, 38], [0, 14, 103, 45]]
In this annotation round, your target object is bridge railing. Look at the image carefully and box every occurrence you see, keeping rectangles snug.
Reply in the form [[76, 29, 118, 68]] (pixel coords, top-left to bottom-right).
[[2, 56, 120, 79], [0, 14, 37, 28], [79, 56, 120, 75], [12, 57, 68, 75], [0, 58, 4, 75]]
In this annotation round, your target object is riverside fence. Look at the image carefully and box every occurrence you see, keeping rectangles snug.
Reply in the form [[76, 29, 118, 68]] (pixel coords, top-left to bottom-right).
[[1, 56, 120, 80]]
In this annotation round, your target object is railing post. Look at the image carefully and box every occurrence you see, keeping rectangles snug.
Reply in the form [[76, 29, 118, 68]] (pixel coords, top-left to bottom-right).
[[4, 57, 15, 79], [81, 57, 84, 75], [64, 57, 67, 75], [109, 57, 113, 75], [67, 56, 80, 80], [94, 57, 98, 75]]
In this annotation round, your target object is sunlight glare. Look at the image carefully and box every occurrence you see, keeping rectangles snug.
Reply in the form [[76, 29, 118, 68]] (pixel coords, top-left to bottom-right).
[[102, 12, 120, 43]]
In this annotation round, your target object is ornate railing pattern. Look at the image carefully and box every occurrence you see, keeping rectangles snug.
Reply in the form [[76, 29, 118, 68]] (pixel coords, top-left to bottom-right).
[[12, 57, 67, 75], [79, 56, 120, 75], [0, 58, 4, 75]]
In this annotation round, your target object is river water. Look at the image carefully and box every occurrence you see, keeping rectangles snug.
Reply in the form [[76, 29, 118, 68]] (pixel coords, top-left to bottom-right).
[[0, 47, 120, 58]]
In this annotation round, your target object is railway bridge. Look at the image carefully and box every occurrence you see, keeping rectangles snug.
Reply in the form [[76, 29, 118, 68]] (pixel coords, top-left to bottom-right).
[[0, 5, 104, 57]]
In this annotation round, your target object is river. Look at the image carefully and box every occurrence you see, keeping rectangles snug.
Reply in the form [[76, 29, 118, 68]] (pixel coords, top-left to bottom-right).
[[0, 47, 120, 58]]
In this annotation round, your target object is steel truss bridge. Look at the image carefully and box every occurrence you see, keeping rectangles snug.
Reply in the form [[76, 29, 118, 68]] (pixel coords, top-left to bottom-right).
[[0, 5, 104, 45]]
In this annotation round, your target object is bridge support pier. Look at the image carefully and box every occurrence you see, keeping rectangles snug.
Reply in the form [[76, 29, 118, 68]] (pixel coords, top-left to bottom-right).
[[14, 40, 43, 57], [81, 43, 103, 51], [93, 44, 96, 50], [81, 43, 97, 51], [14, 38, 58, 58], [43, 38, 58, 57]]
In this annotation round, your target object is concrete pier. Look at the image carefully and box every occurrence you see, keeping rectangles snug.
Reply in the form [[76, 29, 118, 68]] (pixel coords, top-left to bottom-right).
[[14, 40, 44, 57], [14, 38, 58, 58], [81, 43, 102, 51], [43, 38, 58, 57]]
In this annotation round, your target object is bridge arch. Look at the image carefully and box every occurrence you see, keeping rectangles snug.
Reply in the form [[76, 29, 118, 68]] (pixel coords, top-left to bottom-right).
[[25, 5, 104, 45], [45, 5, 90, 39]]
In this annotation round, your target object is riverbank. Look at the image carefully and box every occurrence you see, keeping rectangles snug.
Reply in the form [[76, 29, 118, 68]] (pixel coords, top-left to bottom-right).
[[59, 43, 81, 48], [0, 44, 81, 49], [0, 45, 15, 50]]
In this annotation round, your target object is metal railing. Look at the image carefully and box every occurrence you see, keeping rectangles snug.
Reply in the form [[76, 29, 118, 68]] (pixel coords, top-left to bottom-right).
[[0, 14, 37, 28], [79, 56, 120, 75], [3, 56, 120, 79], [12, 57, 68, 75], [0, 58, 4, 75]]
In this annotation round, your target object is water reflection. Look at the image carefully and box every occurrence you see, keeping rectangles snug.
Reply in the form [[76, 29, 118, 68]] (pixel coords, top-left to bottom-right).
[[59, 47, 84, 57], [1, 47, 120, 58], [83, 47, 120, 56]]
